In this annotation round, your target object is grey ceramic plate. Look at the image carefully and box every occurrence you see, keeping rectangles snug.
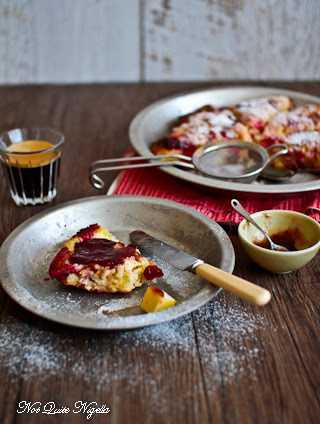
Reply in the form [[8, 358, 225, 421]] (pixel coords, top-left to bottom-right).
[[0, 195, 235, 330], [129, 86, 320, 197]]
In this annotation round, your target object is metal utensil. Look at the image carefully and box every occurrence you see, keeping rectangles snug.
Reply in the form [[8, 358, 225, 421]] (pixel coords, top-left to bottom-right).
[[260, 165, 320, 182], [130, 230, 271, 306], [89, 140, 288, 189], [231, 199, 289, 252], [90, 153, 195, 189]]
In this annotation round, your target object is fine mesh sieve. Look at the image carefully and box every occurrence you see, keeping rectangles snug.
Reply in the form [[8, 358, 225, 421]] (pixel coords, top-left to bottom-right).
[[192, 140, 288, 181], [89, 140, 288, 189], [194, 144, 262, 179]]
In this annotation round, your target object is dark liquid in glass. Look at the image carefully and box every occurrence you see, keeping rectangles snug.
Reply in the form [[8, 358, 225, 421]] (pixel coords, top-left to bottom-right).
[[2, 158, 60, 199], [1, 140, 61, 202]]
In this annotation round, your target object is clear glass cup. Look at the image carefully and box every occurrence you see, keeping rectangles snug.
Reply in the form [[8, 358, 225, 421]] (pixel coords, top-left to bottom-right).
[[0, 128, 65, 206]]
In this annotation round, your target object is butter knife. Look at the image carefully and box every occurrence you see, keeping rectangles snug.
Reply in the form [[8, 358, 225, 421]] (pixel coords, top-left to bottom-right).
[[130, 230, 271, 306]]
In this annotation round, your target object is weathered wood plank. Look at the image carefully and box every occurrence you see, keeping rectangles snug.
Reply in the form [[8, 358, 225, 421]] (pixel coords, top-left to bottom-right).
[[0, 1, 319, 83], [0, 0, 140, 83], [143, 0, 320, 81]]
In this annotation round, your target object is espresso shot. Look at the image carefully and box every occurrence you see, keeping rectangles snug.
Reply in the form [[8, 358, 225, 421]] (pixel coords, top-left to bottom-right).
[[0, 129, 65, 206]]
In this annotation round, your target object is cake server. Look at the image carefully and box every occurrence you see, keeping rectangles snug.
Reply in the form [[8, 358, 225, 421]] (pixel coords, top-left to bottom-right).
[[130, 230, 271, 306]]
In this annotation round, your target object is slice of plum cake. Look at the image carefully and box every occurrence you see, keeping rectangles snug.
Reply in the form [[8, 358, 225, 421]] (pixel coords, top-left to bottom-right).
[[49, 223, 163, 293]]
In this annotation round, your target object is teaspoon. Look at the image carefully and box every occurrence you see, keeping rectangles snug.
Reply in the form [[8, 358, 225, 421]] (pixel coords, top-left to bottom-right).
[[260, 166, 320, 182], [231, 199, 289, 252]]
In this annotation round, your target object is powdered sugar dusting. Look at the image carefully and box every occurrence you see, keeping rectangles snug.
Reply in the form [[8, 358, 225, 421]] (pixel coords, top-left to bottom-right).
[[173, 109, 238, 145], [264, 104, 320, 135], [236, 96, 280, 122], [285, 130, 320, 146], [236, 96, 289, 122], [0, 294, 275, 393]]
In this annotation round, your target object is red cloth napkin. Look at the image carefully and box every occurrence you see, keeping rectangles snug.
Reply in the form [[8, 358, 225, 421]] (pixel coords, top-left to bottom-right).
[[111, 168, 320, 224]]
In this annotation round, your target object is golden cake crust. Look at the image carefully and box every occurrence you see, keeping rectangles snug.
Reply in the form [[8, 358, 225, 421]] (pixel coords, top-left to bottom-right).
[[151, 106, 252, 157], [151, 95, 320, 171]]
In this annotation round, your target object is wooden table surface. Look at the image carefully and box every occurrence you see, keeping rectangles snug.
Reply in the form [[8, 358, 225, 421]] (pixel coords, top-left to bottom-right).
[[0, 82, 319, 424]]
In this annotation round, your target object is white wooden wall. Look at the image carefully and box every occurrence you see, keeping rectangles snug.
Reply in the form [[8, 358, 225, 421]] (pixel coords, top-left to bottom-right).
[[0, 0, 319, 84]]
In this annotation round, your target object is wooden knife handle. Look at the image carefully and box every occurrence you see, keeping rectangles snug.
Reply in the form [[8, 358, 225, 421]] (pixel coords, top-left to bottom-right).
[[195, 263, 271, 306]]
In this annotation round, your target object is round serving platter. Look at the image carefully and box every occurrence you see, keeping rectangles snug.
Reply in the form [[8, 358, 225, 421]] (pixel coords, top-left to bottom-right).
[[0, 195, 234, 330], [129, 86, 320, 198]]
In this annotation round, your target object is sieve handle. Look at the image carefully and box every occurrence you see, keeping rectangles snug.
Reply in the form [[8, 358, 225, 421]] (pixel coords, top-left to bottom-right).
[[266, 144, 289, 164], [89, 154, 194, 189]]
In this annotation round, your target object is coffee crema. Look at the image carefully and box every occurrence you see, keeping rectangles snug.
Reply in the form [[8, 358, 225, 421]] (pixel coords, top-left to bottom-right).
[[6, 140, 57, 167]]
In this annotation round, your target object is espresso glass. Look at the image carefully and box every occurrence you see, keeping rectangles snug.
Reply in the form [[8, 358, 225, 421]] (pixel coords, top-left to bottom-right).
[[0, 128, 65, 206]]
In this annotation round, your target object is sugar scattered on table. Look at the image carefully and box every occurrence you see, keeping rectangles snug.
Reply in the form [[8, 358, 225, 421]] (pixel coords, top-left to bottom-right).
[[0, 295, 276, 397]]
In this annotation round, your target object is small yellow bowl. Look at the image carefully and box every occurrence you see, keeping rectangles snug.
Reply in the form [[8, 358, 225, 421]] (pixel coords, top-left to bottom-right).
[[238, 210, 320, 273]]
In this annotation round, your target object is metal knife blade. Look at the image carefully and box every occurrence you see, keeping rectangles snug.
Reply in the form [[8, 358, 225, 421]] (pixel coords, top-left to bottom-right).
[[130, 230, 204, 272], [130, 230, 271, 306]]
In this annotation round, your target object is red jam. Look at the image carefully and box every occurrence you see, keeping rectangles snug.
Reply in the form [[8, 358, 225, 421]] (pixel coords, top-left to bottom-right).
[[69, 239, 137, 267], [76, 223, 101, 240], [49, 224, 164, 283], [68, 239, 163, 280], [253, 229, 301, 251], [49, 246, 75, 282], [143, 265, 163, 280]]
